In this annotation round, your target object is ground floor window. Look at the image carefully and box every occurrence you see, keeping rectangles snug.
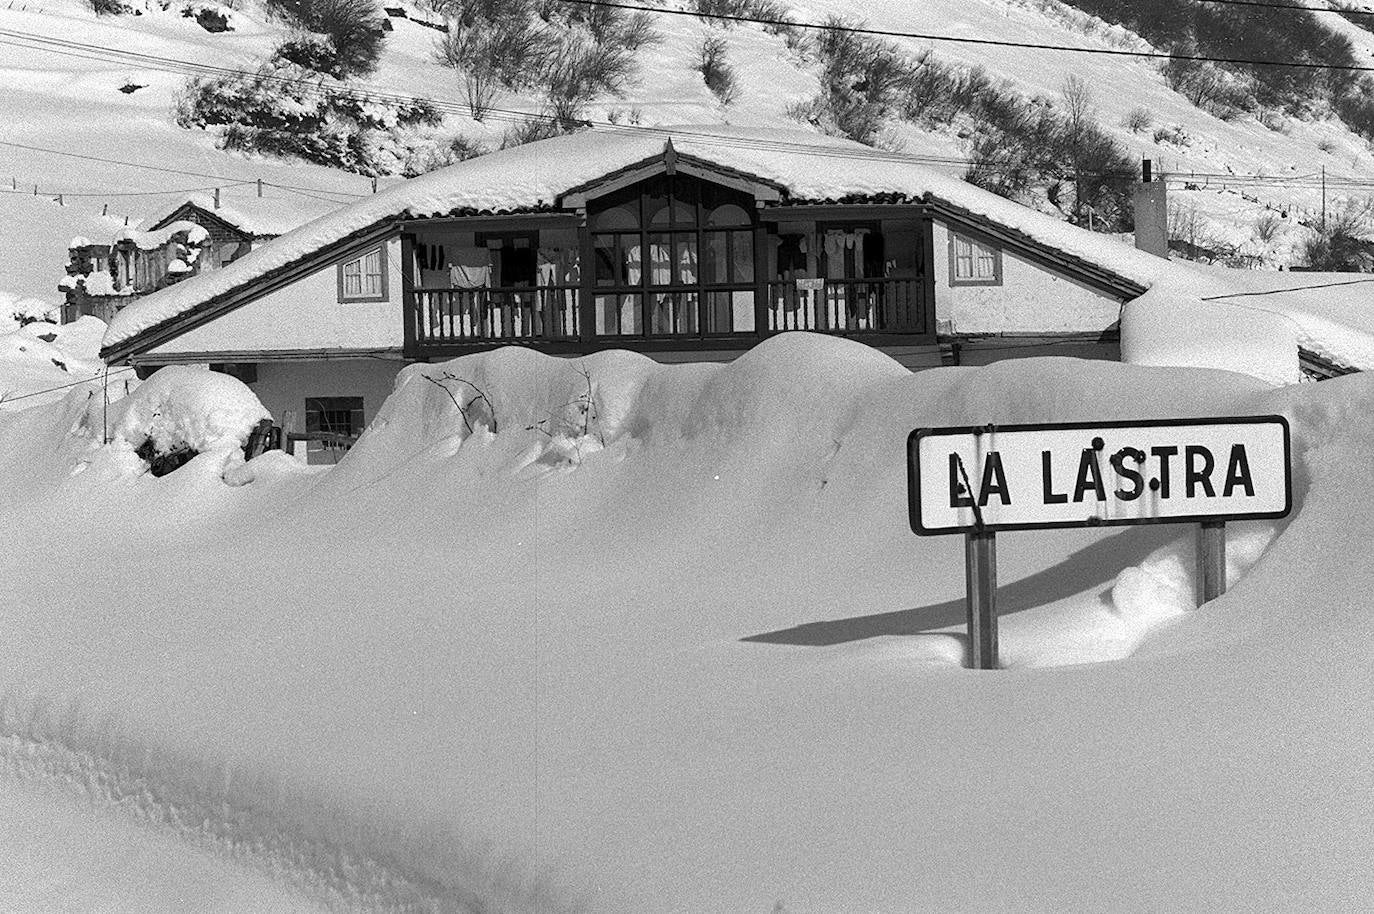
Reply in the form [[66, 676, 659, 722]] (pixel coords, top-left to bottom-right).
[[304, 396, 364, 463]]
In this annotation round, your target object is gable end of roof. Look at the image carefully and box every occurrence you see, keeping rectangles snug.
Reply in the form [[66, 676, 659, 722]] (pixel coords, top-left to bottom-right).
[[926, 196, 1148, 300], [101, 219, 398, 364]]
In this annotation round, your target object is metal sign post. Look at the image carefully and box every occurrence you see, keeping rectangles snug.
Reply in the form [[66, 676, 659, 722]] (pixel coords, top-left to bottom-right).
[[1196, 520, 1227, 605], [964, 531, 998, 669], [908, 416, 1292, 670]]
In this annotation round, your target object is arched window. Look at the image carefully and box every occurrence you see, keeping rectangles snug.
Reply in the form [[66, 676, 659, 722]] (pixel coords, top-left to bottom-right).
[[588, 173, 756, 338]]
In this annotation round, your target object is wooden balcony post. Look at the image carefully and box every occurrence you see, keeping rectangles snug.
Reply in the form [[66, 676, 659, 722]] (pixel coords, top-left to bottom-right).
[[753, 220, 769, 337], [400, 232, 418, 360], [920, 214, 937, 336], [578, 211, 594, 343]]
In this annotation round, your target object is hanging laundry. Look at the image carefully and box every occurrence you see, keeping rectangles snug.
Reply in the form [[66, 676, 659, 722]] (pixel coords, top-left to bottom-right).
[[448, 246, 490, 289]]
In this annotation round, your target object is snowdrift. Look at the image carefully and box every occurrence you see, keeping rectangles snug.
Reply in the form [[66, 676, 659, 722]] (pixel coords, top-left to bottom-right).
[[0, 335, 1369, 912]]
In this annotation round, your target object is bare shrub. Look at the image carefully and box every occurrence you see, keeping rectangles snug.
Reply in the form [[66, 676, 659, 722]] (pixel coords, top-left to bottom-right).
[[499, 113, 575, 149], [697, 34, 739, 105], [1152, 123, 1191, 147], [402, 134, 486, 176], [789, 16, 912, 144], [435, 3, 549, 119], [1161, 56, 1253, 120], [899, 54, 991, 127], [1168, 203, 1236, 263], [1252, 212, 1281, 244], [275, 32, 344, 76], [690, 0, 799, 39], [964, 75, 1136, 231], [1123, 106, 1153, 133], [1317, 137, 1337, 154], [1301, 199, 1374, 270], [539, 33, 641, 124], [437, 0, 656, 123], [266, 0, 386, 77]]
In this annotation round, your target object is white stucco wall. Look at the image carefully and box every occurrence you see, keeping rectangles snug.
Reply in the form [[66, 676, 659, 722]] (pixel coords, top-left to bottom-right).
[[931, 221, 1123, 335], [249, 358, 404, 431], [149, 235, 404, 356]]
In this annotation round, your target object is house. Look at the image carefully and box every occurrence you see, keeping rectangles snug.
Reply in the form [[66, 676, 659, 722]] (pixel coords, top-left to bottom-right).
[[100, 126, 1175, 457], [60, 193, 337, 324]]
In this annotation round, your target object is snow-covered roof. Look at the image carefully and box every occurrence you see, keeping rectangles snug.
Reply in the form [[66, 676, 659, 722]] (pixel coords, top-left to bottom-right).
[[103, 126, 1187, 357], [114, 220, 209, 250], [159, 193, 340, 239], [1189, 267, 1374, 373]]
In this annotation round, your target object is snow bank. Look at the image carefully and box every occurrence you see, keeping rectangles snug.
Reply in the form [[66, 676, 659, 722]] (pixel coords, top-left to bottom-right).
[[110, 365, 267, 457], [0, 291, 55, 330], [0, 314, 111, 412], [1121, 283, 1302, 386], [0, 336, 1370, 912]]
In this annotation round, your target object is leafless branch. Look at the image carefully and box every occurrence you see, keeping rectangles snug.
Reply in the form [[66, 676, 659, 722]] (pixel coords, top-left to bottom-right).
[[423, 372, 499, 434]]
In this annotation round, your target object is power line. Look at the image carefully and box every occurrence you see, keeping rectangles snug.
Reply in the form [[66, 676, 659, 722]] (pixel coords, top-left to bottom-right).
[[1192, 0, 1374, 18], [0, 138, 365, 199], [1199, 275, 1374, 299], [0, 366, 135, 404], [554, 0, 1374, 72], [0, 182, 254, 199]]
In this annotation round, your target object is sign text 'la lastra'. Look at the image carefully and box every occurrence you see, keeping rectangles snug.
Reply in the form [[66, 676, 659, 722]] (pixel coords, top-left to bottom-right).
[[908, 416, 1292, 535]]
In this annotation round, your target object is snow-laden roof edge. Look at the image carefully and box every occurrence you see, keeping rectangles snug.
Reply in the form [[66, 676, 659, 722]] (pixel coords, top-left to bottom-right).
[[102, 125, 1191, 360]]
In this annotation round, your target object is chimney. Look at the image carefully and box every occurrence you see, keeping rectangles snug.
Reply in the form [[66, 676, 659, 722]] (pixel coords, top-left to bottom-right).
[[1133, 158, 1168, 258]]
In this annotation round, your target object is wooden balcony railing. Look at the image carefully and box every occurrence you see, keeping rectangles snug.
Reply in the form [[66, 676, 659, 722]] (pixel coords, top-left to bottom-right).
[[767, 278, 926, 335], [412, 278, 929, 349], [416, 286, 580, 344]]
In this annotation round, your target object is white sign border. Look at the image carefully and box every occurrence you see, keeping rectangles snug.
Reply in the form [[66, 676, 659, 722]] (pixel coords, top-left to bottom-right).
[[907, 415, 1293, 536]]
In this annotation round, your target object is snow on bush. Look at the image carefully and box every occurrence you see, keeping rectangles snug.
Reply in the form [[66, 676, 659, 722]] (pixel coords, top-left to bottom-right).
[[108, 366, 269, 476], [0, 290, 55, 331]]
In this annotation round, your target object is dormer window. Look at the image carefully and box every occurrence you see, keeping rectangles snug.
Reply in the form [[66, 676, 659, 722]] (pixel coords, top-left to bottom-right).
[[338, 246, 387, 302]]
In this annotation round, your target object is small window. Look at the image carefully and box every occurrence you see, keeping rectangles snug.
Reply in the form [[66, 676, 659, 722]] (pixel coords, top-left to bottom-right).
[[304, 396, 364, 463], [338, 246, 387, 301], [305, 396, 364, 437], [948, 232, 1002, 286]]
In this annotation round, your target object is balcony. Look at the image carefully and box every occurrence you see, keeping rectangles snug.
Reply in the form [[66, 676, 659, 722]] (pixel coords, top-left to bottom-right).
[[409, 277, 930, 357], [766, 278, 927, 335]]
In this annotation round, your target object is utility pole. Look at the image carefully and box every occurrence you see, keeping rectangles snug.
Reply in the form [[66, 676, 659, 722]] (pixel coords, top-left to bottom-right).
[[1321, 165, 1327, 234], [256, 178, 263, 198], [214, 186, 220, 210]]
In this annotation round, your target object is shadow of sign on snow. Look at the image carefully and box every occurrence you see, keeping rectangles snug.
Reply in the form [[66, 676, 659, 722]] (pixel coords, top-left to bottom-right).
[[741, 525, 1182, 646]]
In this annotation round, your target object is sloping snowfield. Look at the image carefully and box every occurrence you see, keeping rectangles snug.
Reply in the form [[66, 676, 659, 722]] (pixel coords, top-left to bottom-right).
[[0, 335, 1370, 910]]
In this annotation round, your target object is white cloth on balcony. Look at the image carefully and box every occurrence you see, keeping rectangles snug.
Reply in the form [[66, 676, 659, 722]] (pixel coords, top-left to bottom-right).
[[447, 247, 491, 289]]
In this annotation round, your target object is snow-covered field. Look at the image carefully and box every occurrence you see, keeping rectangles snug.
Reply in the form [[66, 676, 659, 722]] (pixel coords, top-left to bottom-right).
[[0, 334, 1369, 910]]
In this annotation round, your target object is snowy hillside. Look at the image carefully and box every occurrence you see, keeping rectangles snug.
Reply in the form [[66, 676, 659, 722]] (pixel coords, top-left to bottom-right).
[[4, 0, 1374, 312], [0, 338, 1369, 909]]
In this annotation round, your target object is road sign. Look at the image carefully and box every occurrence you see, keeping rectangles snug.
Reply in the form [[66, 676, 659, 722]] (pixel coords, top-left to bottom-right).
[[906, 416, 1293, 670], [908, 416, 1291, 535]]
